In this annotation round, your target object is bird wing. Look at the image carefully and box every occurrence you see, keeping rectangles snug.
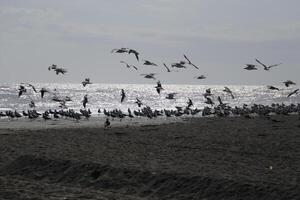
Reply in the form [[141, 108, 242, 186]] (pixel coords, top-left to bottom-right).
[[183, 54, 192, 64], [268, 63, 282, 68], [163, 63, 171, 72], [255, 59, 267, 69]]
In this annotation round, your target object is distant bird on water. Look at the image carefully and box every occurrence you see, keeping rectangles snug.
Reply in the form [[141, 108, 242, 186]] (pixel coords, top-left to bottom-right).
[[120, 61, 138, 70], [54, 67, 67, 75], [287, 89, 299, 98], [255, 59, 282, 71], [183, 54, 199, 69], [48, 64, 57, 71], [283, 80, 296, 87], [244, 64, 258, 70]]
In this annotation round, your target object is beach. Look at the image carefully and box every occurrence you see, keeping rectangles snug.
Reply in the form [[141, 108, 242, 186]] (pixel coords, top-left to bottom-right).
[[0, 115, 299, 200]]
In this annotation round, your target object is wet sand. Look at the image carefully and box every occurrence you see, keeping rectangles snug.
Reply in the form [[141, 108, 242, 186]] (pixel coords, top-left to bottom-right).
[[0, 115, 299, 199]]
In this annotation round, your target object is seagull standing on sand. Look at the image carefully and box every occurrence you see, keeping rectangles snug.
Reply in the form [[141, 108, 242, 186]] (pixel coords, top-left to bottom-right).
[[223, 87, 234, 99], [121, 89, 126, 103], [183, 54, 199, 69], [255, 59, 282, 71], [287, 89, 299, 98]]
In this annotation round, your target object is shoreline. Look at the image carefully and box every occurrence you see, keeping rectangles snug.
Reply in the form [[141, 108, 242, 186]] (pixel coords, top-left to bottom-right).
[[0, 115, 299, 199]]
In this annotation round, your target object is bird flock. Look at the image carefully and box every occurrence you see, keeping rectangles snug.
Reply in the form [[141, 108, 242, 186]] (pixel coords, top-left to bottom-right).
[[0, 48, 299, 126]]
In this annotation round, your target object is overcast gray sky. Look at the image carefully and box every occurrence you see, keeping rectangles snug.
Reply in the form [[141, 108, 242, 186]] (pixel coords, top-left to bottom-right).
[[0, 0, 300, 85]]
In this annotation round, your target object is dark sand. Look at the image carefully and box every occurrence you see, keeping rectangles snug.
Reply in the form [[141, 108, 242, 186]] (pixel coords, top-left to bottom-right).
[[0, 115, 299, 199]]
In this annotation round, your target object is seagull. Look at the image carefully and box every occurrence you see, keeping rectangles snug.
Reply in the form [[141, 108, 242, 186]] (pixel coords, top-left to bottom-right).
[[194, 75, 206, 80], [121, 89, 126, 103], [187, 98, 193, 108], [183, 54, 199, 69], [143, 60, 158, 66], [135, 98, 143, 107], [111, 48, 129, 53], [128, 49, 139, 61], [267, 86, 280, 91], [20, 83, 38, 93], [104, 118, 111, 129], [223, 87, 234, 99], [40, 88, 49, 98], [204, 97, 214, 105], [141, 73, 156, 79], [163, 63, 171, 72], [18, 85, 27, 97], [287, 89, 299, 98], [120, 61, 138, 70], [244, 64, 258, 70], [166, 93, 177, 100], [48, 64, 57, 71], [203, 88, 212, 98], [255, 59, 282, 71], [82, 94, 88, 108], [171, 62, 186, 68], [54, 67, 67, 75], [283, 80, 296, 87], [82, 78, 92, 87], [155, 81, 163, 94]]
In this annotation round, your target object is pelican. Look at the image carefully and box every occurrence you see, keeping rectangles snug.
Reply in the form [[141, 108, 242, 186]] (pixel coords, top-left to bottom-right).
[[82, 94, 88, 108], [155, 81, 163, 94], [166, 93, 177, 100], [120, 61, 138, 70], [54, 67, 67, 75], [283, 80, 296, 87], [287, 89, 299, 98], [143, 60, 158, 66], [82, 78, 92, 87], [223, 87, 234, 99], [163, 63, 171, 72], [255, 59, 282, 71], [128, 49, 139, 61], [267, 86, 280, 91], [121, 89, 126, 103], [141, 73, 156, 79], [194, 75, 206, 80], [111, 48, 129, 53], [183, 54, 199, 69], [244, 64, 258, 70]]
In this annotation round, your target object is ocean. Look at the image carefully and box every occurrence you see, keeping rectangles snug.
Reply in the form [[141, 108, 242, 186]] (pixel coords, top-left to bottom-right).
[[0, 83, 299, 114]]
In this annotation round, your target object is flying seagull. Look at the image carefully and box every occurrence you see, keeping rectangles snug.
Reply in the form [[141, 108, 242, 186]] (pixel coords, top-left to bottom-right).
[[171, 62, 186, 68], [128, 49, 139, 61], [267, 85, 280, 91], [143, 60, 158, 66], [155, 81, 163, 94], [163, 63, 171, 72], [166, 93, 177, 100], [82, 78, 92, 87], [287, 89, 299, 98], [18, 85, 27, 97], [223, 87, 234, 99], [183, 54, 199, 69], [121, 89, 126, 103], [54, 67, 67, 75], [20, 83, 37, 93], [283, 80, 296, 87], [141, 73, 156, 79], [48, 64, 57, 71], [111, 48, 129, 53], [244, 64, 258, 70], [120, 61, 138, 70], [194, 75, 206, 80], [135, 98, 143, 107], [255, 59, 282, 71]]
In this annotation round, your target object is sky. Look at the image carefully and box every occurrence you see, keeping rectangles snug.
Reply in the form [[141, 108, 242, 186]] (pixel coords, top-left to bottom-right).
[[0, 0, 300, 85]]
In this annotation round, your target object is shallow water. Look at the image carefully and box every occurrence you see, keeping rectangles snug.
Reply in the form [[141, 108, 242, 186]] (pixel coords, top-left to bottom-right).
[[0, 83, 299, 113]]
